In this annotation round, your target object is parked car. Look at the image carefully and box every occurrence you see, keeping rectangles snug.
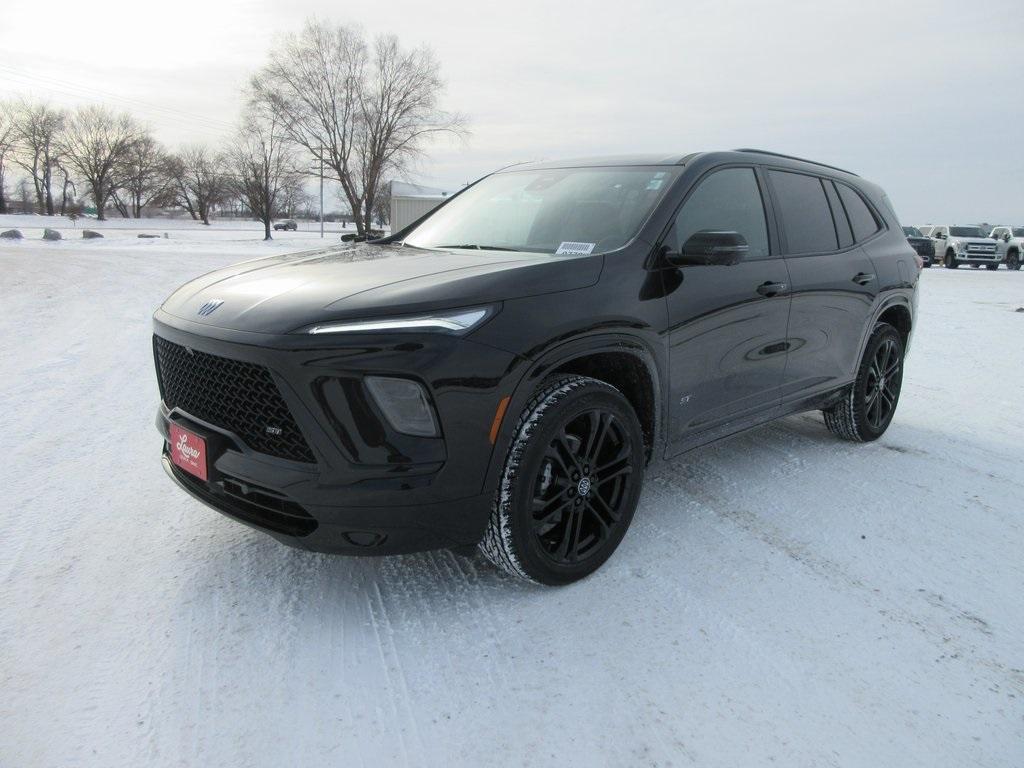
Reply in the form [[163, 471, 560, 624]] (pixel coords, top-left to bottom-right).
[[902, 226, 935, 267], [153, 149, 918, 585], [929, 225, 1000, 269], [988, 225, 1024, 270], [273, 219, 298, 231]]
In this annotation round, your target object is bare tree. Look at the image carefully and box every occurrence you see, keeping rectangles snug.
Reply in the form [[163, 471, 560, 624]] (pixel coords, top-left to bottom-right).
[[277, 175, 313, 218], [55, 159, 77, 216], [353, 35, 464, 233], [13, 100, 65, 215], [58, 106, 141, 220], [17, 177, 32, 214], [112, 133, 173, 218], [168, 145, 226, 225], [250, 19, 464, 236], [370, 180, 390, 227], [0, 101, 16, 214], [225, 105, 300, 239]]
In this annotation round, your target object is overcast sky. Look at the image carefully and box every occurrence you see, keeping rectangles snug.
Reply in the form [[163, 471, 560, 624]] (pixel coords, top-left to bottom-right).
[[2, 0, 1021, 223]]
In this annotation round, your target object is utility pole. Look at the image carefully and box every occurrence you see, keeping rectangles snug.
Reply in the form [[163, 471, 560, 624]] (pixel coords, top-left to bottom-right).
[[319, 145, 324, 239]]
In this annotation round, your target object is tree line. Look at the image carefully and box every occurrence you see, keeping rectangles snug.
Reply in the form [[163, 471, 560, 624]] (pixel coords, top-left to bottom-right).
[[0, 19, 463, 239]]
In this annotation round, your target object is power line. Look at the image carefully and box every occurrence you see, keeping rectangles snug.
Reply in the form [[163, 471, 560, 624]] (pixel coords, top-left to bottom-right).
[[0, 62, 237, 136]]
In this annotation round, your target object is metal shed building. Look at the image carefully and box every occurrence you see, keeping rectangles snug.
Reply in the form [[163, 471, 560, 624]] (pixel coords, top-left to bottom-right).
[[389, 181, 453, 233]]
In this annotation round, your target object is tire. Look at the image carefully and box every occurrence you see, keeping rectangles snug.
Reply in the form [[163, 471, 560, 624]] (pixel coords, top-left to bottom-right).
[[985, 263, 999, 270], [479, 376, 645, 585], [822, 323, 904, 442], [1007, 250, 1020, 271], [944, 250, 959, 269]]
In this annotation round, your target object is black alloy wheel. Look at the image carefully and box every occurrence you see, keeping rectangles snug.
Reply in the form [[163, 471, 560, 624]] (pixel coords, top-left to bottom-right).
[[823, 323, 904, 442], [530, 409, 634, 566], [480, 376, 644, 585], [863, 335, 902, 431], [1007, 251, 1021, 271]]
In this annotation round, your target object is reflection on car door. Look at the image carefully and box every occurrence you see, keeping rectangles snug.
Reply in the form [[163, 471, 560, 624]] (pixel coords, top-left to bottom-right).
[[660, 166, 792, 456], [767, 171, 880, 402]]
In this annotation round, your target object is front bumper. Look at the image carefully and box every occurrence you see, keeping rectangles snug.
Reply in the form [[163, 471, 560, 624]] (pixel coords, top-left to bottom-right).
[[953, 251, 999, 264], [160, 447, 493, 554], [153, 313, 523, 555]]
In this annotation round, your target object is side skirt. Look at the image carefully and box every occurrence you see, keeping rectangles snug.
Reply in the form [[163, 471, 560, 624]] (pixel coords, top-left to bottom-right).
[[659, 383, 852, 462]]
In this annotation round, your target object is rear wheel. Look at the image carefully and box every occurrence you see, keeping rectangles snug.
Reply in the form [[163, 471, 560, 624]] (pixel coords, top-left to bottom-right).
[[944, 250, 959, 269], [823, 323, 904, 442], [480, 376, 644, 585], [1007, 250, 1020, 270]]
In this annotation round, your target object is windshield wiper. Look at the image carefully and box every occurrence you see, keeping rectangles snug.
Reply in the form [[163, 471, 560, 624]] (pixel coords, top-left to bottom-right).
[[437, 244, 519, 252]]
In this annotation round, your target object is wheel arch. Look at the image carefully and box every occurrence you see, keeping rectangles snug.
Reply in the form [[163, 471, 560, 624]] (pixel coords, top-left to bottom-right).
[[481, 334, 664, 494], [876, 302, 912, 350]]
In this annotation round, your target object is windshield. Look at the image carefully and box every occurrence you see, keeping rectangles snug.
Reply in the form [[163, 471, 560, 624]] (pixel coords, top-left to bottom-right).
[[903, 226, 922, 237], [950, 226, 985, 237], [404, 167, 679, 255]]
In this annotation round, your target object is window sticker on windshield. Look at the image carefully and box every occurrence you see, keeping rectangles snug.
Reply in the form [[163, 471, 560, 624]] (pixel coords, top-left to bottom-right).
[[556, 241, 596, 256]]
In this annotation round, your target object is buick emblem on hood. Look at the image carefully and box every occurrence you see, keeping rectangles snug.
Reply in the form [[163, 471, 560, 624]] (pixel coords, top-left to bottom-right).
[[197, 299, 224, 317]]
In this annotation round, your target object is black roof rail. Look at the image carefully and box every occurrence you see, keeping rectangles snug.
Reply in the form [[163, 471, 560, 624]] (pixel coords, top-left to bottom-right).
[[732, 148, 859, 177]]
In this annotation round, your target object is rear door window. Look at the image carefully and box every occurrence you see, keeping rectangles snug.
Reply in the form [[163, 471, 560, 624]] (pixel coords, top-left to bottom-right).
[[836, 183, 881, 242], [768, 170, 838, 254]]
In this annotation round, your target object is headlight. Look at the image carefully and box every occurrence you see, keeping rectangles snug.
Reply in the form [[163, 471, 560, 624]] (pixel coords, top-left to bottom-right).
[[304, 306, 495, 335], [365, 376, 439, 437]]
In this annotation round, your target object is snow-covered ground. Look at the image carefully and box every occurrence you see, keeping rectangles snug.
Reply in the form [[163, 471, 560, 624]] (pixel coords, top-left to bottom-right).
[[1, 230, 1022, 767], [0, 213, 358, 242]]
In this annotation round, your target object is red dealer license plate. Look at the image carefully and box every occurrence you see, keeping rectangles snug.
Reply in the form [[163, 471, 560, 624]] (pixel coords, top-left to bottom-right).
[[170, 423, 208, 481]]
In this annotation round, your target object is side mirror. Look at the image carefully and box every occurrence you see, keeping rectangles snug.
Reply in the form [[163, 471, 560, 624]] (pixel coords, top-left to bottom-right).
[[667, 230, 749, 267], [935, 232, 946, 239], [1004, 234, 1011, 242]]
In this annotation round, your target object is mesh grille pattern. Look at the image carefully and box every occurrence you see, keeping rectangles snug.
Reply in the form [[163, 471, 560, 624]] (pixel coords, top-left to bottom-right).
[[154, 336, 315, 463]]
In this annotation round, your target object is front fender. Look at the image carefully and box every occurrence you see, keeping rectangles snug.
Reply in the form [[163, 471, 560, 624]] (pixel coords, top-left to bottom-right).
[[478, 333, 665, 495]]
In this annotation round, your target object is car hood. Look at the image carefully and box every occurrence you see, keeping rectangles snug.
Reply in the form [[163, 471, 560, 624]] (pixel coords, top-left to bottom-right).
[[159, 243, 602, 334]]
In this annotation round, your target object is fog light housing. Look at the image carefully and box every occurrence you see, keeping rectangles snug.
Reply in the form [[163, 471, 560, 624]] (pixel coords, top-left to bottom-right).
[[365, 376, 439, 437]]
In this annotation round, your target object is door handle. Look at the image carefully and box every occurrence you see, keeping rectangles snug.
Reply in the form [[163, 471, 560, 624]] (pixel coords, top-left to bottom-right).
[[852, 272, 876, 286], [756, 281, 788, 297]]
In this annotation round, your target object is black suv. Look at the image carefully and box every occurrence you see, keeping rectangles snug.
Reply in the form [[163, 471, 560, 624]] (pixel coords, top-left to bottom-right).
[[902, 226, 934, 267], [153, 150, 918, 585]]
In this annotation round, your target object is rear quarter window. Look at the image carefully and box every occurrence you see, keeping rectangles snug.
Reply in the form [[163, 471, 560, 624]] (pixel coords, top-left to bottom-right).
[[837, 183, 881, 242]]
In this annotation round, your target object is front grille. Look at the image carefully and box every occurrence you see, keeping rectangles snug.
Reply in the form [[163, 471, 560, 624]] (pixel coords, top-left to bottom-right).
[[966, 243, 996, 255], [154, 336, 316, 463]]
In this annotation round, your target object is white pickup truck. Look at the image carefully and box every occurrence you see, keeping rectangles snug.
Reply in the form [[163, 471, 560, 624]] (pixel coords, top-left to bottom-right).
[[928, 225, 1001, 269], [987, 225, 1023, 271]]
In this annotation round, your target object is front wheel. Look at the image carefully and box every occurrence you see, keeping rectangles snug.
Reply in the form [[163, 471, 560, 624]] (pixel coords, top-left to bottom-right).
[[1006, 251, 1020, 270], [822, 323, 904, 442], [944, 250, 959, 269], [479, 376, 645, 585]]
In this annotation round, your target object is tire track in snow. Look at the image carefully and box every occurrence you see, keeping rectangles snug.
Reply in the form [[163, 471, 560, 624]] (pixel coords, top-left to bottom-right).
[[647, 445, 1022, 695]]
